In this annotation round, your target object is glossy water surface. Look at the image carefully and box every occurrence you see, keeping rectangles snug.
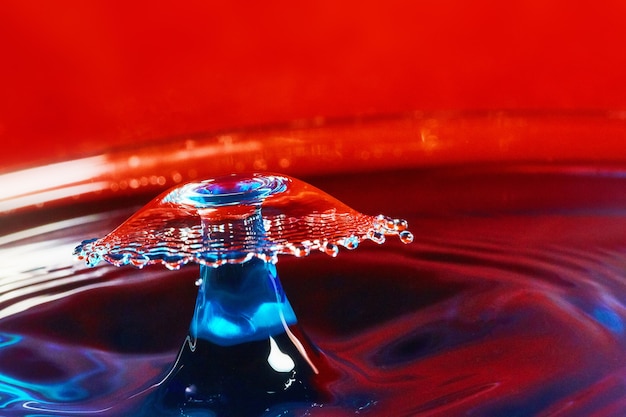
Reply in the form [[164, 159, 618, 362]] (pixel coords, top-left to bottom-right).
[[1, 166, 625, 416]]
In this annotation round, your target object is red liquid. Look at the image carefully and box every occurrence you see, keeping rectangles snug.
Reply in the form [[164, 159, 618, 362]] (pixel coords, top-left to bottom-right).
[[1, 165, 625, 416]]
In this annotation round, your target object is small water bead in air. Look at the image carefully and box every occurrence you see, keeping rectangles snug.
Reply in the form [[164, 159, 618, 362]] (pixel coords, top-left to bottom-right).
[[74, 173, 413, 269]]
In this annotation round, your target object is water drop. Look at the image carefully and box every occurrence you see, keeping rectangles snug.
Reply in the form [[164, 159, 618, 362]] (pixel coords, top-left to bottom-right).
[[395, 218, 408, 231], [292, 244, 311, 257], [165, 260, 184, 271], [399, 230, 414, 244], [322, 242, 339, 257], [341, 235, 359, 250], [368, 230, 386, 244]]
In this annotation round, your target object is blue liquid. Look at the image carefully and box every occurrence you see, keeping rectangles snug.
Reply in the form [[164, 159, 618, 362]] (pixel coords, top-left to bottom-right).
[[142, 259, 319, 415], [190, 260, 297, 346], [144, 330, 323, 416]]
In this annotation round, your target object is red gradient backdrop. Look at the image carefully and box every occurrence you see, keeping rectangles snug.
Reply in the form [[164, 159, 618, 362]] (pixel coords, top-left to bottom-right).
[[1, 1, 626, 171]]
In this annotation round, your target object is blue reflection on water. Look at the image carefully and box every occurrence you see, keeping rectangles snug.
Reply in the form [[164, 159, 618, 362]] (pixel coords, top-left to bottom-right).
[[593, 307, 624, 334], [0, 333, 88, 408]]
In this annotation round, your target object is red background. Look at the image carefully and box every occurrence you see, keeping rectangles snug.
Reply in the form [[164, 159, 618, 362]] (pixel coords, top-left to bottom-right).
[[1, 1, 626, 171]]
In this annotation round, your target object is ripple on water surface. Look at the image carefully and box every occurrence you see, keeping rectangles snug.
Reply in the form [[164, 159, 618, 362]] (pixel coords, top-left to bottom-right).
[[0, 167, 625, 416]]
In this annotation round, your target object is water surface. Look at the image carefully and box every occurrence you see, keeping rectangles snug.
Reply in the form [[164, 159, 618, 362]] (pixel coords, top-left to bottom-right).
[[1, 166, 625, 416]]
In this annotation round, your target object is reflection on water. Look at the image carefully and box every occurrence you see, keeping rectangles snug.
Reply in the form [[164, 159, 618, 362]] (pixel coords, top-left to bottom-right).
[[1, 166, 625, 416]]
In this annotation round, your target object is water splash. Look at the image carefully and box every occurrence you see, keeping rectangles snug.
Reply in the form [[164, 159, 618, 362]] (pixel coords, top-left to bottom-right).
[[74, 173, 413, 269], [73, 172, 412, 415]]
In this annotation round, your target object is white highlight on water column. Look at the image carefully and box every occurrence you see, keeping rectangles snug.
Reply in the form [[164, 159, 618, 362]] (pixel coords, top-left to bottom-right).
[[267, 336, 295, 373]]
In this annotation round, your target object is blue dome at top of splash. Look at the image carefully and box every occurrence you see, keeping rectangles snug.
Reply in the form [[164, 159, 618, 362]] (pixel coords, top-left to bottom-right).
[[161, 174, 288, 208], [74, 173, 413, 270]]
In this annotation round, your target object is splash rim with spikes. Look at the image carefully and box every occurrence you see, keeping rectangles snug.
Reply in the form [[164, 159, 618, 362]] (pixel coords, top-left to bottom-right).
[[74, 172, 413, 270]]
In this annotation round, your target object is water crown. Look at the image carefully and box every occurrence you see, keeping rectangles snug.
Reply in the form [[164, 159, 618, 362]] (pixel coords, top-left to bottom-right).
[[74, 172, 413, 415]]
